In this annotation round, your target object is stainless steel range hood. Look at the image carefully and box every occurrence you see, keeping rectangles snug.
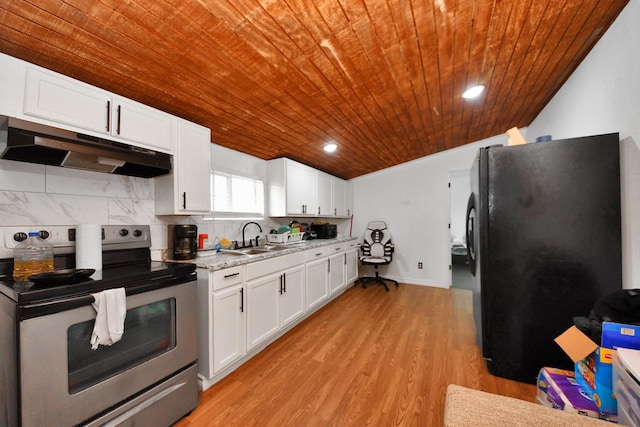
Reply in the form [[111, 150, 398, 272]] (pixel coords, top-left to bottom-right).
[[0, 116, 172, 178]]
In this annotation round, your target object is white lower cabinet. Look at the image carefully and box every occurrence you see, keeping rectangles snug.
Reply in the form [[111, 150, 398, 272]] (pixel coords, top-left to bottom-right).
[[197, 266, 246, 382], [346, 248, 359, 285], [329, 243, 346, 295], [305, 247, 329, 310], [212, 284, 245, 372], [280, 265, 305, 327], [246, 273, 281, 351], [245, 252, 306, 351]]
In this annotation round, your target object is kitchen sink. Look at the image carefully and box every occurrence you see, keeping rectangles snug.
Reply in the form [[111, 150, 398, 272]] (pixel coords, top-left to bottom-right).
[[239, 248, 270, 255], [220, 246, 285, 256]]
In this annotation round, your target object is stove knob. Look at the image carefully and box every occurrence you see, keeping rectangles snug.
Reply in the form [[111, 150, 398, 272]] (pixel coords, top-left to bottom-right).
[[133, 229, 142, 237], [13, 232, 27, 242], [39, 230, 50, 240], [119, 229, 129, 237]]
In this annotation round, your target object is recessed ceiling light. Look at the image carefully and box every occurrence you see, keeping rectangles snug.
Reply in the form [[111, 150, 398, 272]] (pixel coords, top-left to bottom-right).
[[462, 84, 485, 99], [323, 143, 337, 153]]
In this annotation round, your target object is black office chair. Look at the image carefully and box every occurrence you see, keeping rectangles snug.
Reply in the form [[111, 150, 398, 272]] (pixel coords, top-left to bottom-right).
[[359, 221, 398, 292]]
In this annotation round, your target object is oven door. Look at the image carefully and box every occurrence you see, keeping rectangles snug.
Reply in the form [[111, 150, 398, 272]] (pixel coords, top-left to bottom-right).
[[19, 280, 197, 427]]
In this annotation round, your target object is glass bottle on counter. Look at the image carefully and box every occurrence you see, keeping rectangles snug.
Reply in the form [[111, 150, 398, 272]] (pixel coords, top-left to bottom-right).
[[13, 231, 54, 282]]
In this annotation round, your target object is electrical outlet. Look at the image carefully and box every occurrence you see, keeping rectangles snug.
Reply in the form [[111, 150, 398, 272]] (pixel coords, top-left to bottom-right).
[[418, 262, 423, 269]]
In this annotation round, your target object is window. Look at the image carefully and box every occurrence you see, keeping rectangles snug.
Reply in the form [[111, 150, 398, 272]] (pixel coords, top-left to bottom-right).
[[211, 171, 264, 219]]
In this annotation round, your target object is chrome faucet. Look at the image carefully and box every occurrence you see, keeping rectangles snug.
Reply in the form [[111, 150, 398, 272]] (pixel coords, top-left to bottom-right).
[[240, 221, 263, 248]]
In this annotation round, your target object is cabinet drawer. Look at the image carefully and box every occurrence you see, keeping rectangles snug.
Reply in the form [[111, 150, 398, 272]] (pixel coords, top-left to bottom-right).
[[213, 266, 244, 291], [345, 240, 360, 251], [305, 247, 330, 261], [329, 242, 345, 254], [246, 252, 305, 280]]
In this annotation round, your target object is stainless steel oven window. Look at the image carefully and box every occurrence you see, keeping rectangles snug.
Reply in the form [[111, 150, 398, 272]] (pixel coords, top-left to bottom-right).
[[67, 299, 177, 394]]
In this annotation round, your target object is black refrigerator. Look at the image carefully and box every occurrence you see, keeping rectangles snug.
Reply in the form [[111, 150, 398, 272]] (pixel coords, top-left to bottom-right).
[[465, 133, 622, 384]]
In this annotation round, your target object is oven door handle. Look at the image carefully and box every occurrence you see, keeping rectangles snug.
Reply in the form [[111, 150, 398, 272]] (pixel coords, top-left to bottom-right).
[[21, 293, 98, 319]]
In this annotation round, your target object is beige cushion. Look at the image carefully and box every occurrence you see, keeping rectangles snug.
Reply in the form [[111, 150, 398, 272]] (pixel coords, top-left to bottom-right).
[[444, 384, 609, 426]]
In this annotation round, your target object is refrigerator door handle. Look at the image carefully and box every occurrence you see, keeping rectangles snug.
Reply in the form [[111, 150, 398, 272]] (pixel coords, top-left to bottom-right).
[[466, 192, 477, 276]]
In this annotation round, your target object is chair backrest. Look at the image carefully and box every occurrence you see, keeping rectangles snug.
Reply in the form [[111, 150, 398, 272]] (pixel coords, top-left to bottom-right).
[[362, 221, 393, 258]]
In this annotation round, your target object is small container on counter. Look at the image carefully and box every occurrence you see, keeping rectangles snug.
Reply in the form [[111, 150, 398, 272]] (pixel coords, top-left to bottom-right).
[[13, 232, 54, 282], [198, 234, 209, 250]]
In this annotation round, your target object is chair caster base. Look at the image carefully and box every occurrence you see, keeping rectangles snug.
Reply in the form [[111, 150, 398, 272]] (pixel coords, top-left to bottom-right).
[[359, 276, 398, 292]]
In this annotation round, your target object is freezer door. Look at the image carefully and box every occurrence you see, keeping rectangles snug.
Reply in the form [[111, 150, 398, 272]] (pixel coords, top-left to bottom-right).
[[469, 148, 489, 355]]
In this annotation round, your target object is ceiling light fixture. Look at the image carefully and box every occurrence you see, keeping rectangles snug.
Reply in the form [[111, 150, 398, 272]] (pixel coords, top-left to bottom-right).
[[323, 142, 337, 153], [462, 84, 485, 99]]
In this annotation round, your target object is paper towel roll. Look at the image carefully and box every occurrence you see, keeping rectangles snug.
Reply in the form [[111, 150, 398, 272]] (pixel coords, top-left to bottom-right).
[[76, 224, 102, 270]]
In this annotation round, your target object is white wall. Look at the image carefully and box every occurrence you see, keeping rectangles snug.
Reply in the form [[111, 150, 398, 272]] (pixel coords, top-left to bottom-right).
[[526, 0, 640, 289], [351, 133, 507, 288]]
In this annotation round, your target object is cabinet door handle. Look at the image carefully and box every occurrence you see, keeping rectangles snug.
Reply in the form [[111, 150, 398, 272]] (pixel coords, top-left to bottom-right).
[[106, 100, 111, 132], [334, 208, 337, 216], [318, 206, 321, 215], [182, 192, 187, 209], [279, 274, 283, 294], [327, 259, 330, 272], [315, 252, 323, 257], [116, 104, 122, 135], [224, 272, 240, 278], [240, 288, 244, 312], [344, 253, 347, 264], [283, 272, 286, 293]]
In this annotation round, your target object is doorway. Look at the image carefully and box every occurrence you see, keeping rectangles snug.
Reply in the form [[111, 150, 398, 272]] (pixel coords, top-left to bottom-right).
[[449, 170, 473, 290]]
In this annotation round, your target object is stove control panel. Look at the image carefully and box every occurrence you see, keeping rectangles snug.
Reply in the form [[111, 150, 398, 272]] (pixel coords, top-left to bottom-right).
[[2, 225, 151, 258]]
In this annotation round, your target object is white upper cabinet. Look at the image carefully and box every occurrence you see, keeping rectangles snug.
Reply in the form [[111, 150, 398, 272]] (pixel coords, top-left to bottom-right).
[[316, 171, 332, 216], [24, 67, 112, 134], [267, 158, 315, 216], [331, 176, 353, 217], [345, 181, 353, 217], [331, 176, 345, 217], [286, 160, 316, 215], [110, 96, 173, 152], [21, 63, 173, 153], [0, 53, 23, 117], [155, 119, 211, 215], [267, 157, 351, 217]]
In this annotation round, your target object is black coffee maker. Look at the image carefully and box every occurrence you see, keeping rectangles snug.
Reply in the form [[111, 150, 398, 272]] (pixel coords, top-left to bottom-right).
[[168, 224, 198, 260]]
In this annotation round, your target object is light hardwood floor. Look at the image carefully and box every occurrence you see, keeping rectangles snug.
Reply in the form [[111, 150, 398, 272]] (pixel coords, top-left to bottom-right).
[[176, 283, 536, 426]]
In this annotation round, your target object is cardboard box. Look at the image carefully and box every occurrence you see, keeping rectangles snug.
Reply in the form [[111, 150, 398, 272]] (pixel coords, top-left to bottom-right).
[[555, 322, 640, 415], [536, 367, 603, 419]]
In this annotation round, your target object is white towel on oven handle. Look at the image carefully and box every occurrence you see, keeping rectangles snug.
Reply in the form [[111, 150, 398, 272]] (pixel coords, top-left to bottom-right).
[[90, 288, 127, 350]]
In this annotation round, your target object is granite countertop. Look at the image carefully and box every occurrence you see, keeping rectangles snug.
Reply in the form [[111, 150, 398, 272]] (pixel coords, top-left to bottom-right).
[[193, 236, 359, 271]]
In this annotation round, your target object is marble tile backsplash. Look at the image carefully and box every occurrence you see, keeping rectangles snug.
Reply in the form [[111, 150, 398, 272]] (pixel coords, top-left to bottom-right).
[[0, 159, 353, 260]]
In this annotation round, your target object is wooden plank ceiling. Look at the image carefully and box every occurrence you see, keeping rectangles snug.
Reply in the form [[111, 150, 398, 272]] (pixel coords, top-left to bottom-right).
[[0, 0, 629, 179]]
